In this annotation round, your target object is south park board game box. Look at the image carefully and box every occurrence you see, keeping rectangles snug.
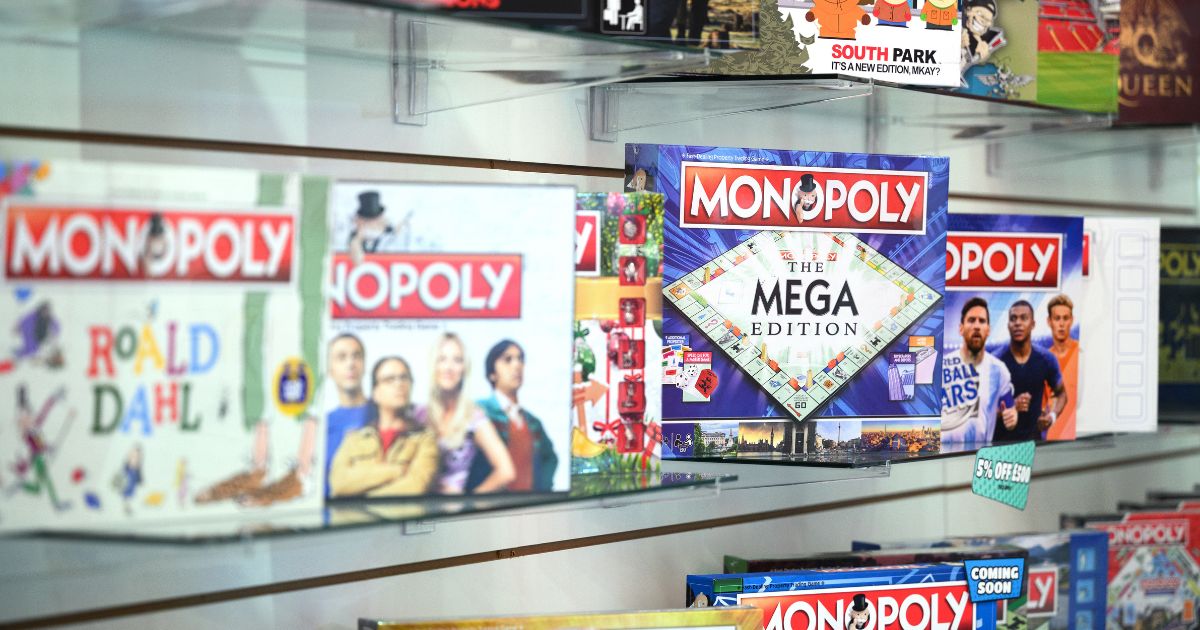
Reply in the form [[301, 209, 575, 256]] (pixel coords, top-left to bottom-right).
[[572, 192, 664, 474], [0, 159, 327, 532], [1070, 510, 1200, 630], [723, 546, 1028, 628], [323, 182, 575, 498], [941, 214, 1084, 445], [361, 607, 761, 630], [686, 564, 998, 630], [854, 530, 1110, 630], [626, 144, 947, 427], [1159, 227, 1200, 422], [713, 0, 960, 86]]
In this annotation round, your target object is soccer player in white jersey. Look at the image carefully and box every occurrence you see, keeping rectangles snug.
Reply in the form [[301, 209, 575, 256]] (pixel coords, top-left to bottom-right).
[[941, 297, 1017, 444]]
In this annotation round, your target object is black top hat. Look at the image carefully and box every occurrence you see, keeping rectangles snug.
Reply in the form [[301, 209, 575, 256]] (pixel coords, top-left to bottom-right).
[[798, 173, 818, 193], [356, 191, 385, 219], [851, 594, 869, 612], [147, 213, 166, 237]]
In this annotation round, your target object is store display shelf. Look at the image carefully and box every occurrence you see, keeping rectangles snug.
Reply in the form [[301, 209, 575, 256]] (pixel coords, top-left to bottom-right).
[[0, 0, 710, 123], [14, 471, 733, 545]]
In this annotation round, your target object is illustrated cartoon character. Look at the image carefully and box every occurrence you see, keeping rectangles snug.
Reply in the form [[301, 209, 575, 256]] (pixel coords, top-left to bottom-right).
[[846, 594, 872, 630], [12, 385, 73, 510], [873, 0, 912, 27], [12, 301, 63, 368], [117, 444, 144, 516], [806, 0, 871, 40], [921, 0, 959, 31], [791, 173, 819, 217], [962, 0, 999, 61]]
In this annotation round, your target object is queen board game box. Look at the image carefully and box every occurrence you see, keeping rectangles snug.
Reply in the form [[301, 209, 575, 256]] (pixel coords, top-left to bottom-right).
[[687, 564, 998, 630], [361, 607, 760, 630], [854, 530, 1109, 630], [627, 144, 947, 431], [323, 182, 575, 498], [1069, 510, 1200, 630], [1159, 227, 1200, 422], [1076, 217, 1160, 434], [0, 159, 326, 531], [724, 546, 1027, 629], [1119, 0, 1200, 124], [941, 214, 1084, 445], [572, 192, 664, 473], [388, 0, 760, 50], [956, 0, 1038, 101]]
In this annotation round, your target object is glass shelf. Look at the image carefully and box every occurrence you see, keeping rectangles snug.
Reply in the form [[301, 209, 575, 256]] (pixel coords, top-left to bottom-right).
[[662, 429, 1120, 469], [14, 471, 733, 545], [0, 0, 711, 125]]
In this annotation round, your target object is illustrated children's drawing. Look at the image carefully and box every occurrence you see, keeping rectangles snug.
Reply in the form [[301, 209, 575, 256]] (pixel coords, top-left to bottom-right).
[[193, 414, 317, 507], [116, 444, 143, 516], [12, 301, 63, 369], [11, 385, 73, 510], [175, 457, 190, 507], [873, 0, 912, 27], [806, 0, 871, 40], [921, 0, 959, 31]]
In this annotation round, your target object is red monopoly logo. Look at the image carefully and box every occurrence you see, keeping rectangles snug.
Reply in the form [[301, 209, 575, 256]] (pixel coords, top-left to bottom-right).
[[329, 253, 521, 319], [1026, 567, 1059, 617], [739, 582, 974, 630], [575, 211, 601, 276], [1100, 520, 1189, 547], [4, 204, 294, 283], [945, 232, 1063, 291], [679, 162, 928, 234]]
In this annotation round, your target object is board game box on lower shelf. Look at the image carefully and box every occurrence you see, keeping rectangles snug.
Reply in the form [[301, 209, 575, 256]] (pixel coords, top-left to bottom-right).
[[687, 564, 997, 630], [626, 143, 947, 460]]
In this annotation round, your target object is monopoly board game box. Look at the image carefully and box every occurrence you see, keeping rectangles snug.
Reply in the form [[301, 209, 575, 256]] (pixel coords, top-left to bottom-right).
[[1159, 226, 1200, 422], [362, 607, 761, 630], [627, 144, 947, 426], [687, 564, 998, 630], [323, 182, 575, 498], [572, 192, 664, 474], [0, 159, 326, 532], [724, 546, 1028, 629], [1073, 510, 1200, 630], [942, 214, 1085, 445], [854, 530, 1110, 630], [955, 0, 1039, 102]]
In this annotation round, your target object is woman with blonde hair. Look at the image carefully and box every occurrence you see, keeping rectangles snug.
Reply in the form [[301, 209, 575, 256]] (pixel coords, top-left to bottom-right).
[[427, 333, 515, 494]]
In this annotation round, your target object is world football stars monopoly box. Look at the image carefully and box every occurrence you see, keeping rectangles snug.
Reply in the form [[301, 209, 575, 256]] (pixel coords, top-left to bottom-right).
[[323, 182, 575, 498], [626, 144, 947, 433], [687, 564, 998, 630], [854, 530, 1110, 630], [941, 214, 1084, 445], [0, 159, 325, 531]]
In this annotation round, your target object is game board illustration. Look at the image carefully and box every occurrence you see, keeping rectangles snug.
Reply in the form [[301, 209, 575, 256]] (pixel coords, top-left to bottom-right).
[[663, 229, 940, 423]]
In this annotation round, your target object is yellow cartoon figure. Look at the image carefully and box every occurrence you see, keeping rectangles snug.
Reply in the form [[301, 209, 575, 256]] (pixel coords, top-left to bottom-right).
[[806, 0, 871, 40]]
